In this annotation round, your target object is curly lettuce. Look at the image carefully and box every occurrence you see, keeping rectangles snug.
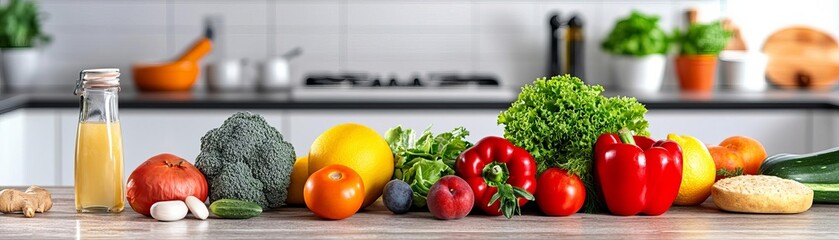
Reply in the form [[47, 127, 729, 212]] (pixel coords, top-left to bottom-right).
[[385, 126, 472, 208], [497, 75, 649, 212]]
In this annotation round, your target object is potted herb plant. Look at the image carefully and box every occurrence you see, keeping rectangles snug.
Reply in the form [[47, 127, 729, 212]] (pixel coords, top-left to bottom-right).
[[601, 11, 670, 92], [0, 0, 49, 91], [673, 21, 731, 92]]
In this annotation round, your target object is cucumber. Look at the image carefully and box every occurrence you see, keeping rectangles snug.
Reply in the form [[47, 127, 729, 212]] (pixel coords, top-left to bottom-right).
[[805, 183, 839, 204], [759, 147, 839, 203], [209, 199, 263, 219]]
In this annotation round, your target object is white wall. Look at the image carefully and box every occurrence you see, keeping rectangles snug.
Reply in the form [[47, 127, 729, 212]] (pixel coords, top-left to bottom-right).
[[26, 0, 712, 91], [723, 0, 839, 53], [22, 0, 839, 91]]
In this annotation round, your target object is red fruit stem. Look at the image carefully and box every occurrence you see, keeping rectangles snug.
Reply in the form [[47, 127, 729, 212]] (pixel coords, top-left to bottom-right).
[[164, 159, 184, 168], [482, 162, 509, 185], [618, 128, 636, 145]]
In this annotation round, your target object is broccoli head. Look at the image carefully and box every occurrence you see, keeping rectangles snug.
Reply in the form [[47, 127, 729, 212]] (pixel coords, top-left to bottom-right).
[[195, 112, 296, 209]]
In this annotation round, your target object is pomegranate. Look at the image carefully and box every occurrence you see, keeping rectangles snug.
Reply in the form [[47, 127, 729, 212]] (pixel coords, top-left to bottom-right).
[[126, 153, 208, 216]]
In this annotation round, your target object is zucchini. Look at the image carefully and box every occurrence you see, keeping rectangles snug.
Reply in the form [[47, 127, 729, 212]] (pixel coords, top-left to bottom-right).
[[759, 147, 839, 203], [209, 199, 263, 219]]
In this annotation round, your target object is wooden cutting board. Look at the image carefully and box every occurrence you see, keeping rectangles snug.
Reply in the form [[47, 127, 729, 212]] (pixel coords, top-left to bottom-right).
[[762, 27, 839, 90]]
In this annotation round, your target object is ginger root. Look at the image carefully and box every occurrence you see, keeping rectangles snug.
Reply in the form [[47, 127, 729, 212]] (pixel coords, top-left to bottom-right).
[[0, 186, 53, 218]]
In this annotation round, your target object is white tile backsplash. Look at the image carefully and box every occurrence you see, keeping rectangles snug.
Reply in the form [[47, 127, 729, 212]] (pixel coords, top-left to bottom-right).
[[347, 2, 472, 27], [347, 33, 472, 62], [476, 31, 541, 61], [276, 1, 341, 28], [171, 0, 269, 27], [476, 2, 540, 29], [24, 0, 839, 90], [477, 60, 545, 88], [40, 0, 167, 29], [275, 33, 340, 60]]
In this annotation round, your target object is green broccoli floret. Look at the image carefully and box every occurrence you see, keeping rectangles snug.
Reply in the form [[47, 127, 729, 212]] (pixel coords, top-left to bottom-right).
[[195, 112, 295, 209]]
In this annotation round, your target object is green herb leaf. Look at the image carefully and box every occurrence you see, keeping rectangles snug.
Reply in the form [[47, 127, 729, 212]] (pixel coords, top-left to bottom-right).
[[716, 167, 744, 178], [0, 0, 49, 48], [601, 10, 669, 56], [673, 21, 732, 55]]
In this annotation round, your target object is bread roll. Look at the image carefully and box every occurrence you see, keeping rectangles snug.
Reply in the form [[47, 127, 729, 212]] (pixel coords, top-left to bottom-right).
[[711, 175, 813, 214]]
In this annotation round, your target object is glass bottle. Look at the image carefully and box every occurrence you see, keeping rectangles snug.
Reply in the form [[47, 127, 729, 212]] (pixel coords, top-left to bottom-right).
[[74, 68, 125, 213]]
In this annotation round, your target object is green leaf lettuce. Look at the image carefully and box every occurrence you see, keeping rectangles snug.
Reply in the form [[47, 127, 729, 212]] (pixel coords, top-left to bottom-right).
[[385, 126, 472, 208], [498, 75, 649, 212]]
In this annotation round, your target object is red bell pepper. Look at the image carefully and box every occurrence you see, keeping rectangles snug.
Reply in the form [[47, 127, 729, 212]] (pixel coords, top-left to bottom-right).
[[455, 136, 537, 219], [594, 128, 683, 216]]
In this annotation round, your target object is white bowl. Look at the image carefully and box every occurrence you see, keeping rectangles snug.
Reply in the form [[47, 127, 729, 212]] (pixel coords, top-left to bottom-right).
[[719, 50, 769, 92]]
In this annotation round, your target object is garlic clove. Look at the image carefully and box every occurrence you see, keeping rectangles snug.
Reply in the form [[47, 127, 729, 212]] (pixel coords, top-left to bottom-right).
[[150, 200, 188, 222], [185, 196, 209, 220]]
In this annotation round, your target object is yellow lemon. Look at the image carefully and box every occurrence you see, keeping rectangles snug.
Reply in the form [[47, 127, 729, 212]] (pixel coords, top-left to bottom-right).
[[667, 133, 716, 205], [308, 123, 393, 208], [286, 156, 308, 205]]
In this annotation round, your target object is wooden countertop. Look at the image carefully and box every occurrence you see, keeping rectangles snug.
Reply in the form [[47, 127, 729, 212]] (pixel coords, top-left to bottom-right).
[[2, 187, 838, 239]]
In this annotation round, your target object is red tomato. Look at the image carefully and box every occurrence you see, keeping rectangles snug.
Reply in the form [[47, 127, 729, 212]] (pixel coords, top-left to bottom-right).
[[535, 168, 585, 216], [304, 164, 365, 220], [126, 153, 208, 216]]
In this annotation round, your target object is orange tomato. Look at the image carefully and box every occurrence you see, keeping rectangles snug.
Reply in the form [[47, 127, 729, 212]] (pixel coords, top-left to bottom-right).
[[303, 164, 365, 220], [708, 145, 745, 181], [719, 136, 767, 175]]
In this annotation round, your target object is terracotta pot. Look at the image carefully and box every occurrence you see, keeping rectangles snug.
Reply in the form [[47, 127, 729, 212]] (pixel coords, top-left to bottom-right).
[[675, 55, 718, 92]]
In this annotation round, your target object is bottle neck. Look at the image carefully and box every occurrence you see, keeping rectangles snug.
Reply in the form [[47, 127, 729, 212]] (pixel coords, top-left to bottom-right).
[[78, 88, 120, 123]]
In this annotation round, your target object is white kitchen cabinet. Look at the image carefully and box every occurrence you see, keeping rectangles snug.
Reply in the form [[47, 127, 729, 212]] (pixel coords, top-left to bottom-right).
[[810, 110, 839, 152], [0, 110, 25, 185], [287, 110, 504, 157], [0, 109, 60, 186], [5, 107, 839, 186], [646, 110, 812, 155], [58, 109, 77, 186], [22, 110, 61, 186], [59, 109, 289, 186]]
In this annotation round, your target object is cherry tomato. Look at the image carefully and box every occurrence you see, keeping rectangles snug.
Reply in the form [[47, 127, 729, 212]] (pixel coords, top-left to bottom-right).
[[535, 168, 585, 216], [304, 164, 365, 220]]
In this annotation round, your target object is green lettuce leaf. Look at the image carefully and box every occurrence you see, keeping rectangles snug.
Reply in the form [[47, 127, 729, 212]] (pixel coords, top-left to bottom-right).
[[401, 158, 455, 208], [385, 125, 472, 208]]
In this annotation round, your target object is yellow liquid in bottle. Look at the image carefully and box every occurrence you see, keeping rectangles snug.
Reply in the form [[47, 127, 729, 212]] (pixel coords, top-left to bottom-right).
[[75, 122, 125, 213]]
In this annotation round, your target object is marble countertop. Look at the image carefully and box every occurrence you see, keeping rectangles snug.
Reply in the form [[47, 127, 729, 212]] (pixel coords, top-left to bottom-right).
[[2, 187, 838, 239]]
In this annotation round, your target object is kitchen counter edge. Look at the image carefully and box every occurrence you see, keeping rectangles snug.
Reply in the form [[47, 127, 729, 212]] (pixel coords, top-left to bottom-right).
[[2, 90, 839, 115]]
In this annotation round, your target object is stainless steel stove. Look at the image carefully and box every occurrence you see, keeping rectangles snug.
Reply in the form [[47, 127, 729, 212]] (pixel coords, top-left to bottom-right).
[[292, 72, 515, 102], [303, 72, 500, 88]]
